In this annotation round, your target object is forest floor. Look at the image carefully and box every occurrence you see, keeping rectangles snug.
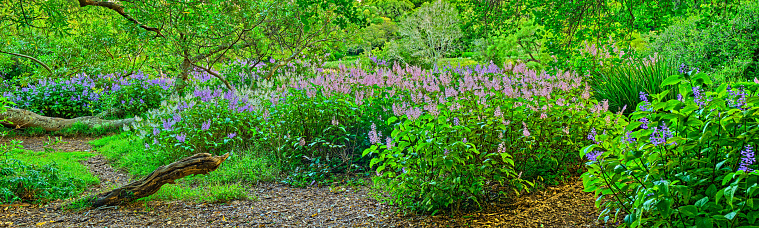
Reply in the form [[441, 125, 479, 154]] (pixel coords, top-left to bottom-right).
[[0, 136, 617, 227]]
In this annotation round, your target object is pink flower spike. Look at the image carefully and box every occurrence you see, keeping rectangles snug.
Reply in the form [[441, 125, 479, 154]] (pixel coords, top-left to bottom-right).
[[522, 122, 530, 137], [754, 77, 759, 84]]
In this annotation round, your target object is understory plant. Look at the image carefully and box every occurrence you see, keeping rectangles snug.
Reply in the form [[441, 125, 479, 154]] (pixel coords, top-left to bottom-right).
[[582, 73, 759, 227], [1, 73, 173, 119], [362, 62, 623, 214], [0, 159, 87, 204], [590, 55, 679, 114]]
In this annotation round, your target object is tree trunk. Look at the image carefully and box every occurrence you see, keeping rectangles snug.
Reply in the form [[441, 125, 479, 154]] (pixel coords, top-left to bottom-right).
[[0, 107, 134, 131], [90, 153, 230, 207], [173, 58, 193, 93]]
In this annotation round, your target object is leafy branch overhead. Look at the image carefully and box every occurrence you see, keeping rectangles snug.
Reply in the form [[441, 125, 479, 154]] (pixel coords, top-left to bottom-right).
[[76, 0, 163, 37]]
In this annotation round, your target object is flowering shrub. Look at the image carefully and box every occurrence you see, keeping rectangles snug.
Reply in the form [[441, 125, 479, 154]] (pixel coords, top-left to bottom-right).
[[581, 73, 759, 227], [100, 72, 172, 119], [357, 62, 622, 213], [2, 73, 173, 119], [3, 76, 103, 118], [129, 71, 274, 163]]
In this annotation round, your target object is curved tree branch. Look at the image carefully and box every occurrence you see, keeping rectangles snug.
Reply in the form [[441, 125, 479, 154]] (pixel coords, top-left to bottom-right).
[[77, 0, 164, 37], [0, 50, 54, 76]]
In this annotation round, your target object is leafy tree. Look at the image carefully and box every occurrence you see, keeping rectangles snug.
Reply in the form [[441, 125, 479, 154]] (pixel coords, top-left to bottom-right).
[[477, 18, 551, 68], [398, 0, 462, 64], [360, 17, 398, 49], [365, 0, 415, 21], [1, 0, 362, 91]]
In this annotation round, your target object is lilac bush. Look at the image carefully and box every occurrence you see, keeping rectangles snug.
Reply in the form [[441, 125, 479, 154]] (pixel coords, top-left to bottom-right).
[[1, 72, 173, 119]]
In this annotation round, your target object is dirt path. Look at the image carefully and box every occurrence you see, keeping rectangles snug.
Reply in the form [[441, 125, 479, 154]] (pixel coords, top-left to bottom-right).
[[0, 136, 617, 227]]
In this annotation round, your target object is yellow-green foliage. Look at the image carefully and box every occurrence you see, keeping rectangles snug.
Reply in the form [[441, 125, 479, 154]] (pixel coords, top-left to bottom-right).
[[141, 182, 251, 203], [5, 149, 99, 185]]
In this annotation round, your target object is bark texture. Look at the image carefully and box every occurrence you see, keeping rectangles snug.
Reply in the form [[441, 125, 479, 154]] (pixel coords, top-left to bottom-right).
[[0, 107, 134, 131], [91, 153, 230, 208]]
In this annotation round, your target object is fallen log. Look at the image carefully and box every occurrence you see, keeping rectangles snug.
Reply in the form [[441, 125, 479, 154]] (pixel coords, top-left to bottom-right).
[[91, 153, 230, 207], [0, 107, 134, 131]]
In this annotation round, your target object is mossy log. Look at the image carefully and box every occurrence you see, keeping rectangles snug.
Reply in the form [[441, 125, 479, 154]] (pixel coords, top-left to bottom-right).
[[0, 107, 134, 131], [91, 153, 230, 208]]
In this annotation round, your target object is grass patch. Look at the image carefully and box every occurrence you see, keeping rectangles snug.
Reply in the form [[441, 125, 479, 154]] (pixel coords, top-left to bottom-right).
[[322, 56, 364, 69], [2, 149, 99, 185], [437, 58, 480, 68], [92, 133, 281, 203], [0, 149, 99, 203], [140, 182, 252, 203], [90, 133, 162, 177]]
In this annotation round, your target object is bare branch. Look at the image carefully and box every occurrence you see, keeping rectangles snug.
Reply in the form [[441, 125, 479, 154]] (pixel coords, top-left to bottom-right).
[[0, 50, 54, 76], [77, 0, 164, 37], [188, 62, 235, 91]]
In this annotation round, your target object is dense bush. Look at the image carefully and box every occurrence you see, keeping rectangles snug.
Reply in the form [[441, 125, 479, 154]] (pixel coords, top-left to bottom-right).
[[352, 62, 623, 213], [475, 18, 552, 69], [582, 73, 759, 227], [649, 2, 759, 81], [1, 73, 173, 119], [0, 158, 87, 204], [3, 77, 103, 118], [100, 72, 172, 119]]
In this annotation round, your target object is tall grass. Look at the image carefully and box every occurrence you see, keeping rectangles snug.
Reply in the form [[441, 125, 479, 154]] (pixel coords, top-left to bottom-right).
[[590, 56, 678, 113]]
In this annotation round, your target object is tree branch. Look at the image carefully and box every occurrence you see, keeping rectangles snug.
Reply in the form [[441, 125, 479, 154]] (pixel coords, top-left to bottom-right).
[[77, 0, 164, 37], [188, 62, 235, 91], [0, 50, 54, 76]]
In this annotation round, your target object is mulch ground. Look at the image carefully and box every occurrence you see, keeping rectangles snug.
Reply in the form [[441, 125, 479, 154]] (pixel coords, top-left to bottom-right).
[[0, 136, 618, 227]]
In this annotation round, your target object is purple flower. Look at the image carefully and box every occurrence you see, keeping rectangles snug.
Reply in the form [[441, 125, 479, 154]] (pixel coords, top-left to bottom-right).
[[738, 145, 755, 172], [624, 131, 637, 144], [639, 91, 649, 102], [444, 149, 449, 155], [201, 120, 211, 131], [693, 86, 706, 106], [650, 122, 673, 146], [640, 117, 649, 129], [173, 113, 182, 123], [153, 127, 160, 136], [587, 128, 597, 142], [586, 150, 604, 162], [453, 117, 460, 126], [176, 133, 187, 143], [162, 118, 174, 131], [368, 123, 380, 144], [144, 143, 150, 150], [727, 85, 747, 109], [522, 122, 531, 137], [228, 132, 237, 138], [639, 92, 651, 111], [385, 137, 393, 150]]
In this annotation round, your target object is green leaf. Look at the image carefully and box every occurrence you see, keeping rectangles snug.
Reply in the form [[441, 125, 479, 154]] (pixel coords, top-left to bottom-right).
[[695, 197, 709, 208], [661, 75, 683, 87], [696, 217, 714, 228], [724, 210, 737, 220], [679, 205, 698, 217]]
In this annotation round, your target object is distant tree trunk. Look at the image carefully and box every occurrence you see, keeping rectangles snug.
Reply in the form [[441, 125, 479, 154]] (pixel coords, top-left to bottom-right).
[[90, 153, 230, 207], [173, 57, 193, 93], [0, 107, 134, 131]]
